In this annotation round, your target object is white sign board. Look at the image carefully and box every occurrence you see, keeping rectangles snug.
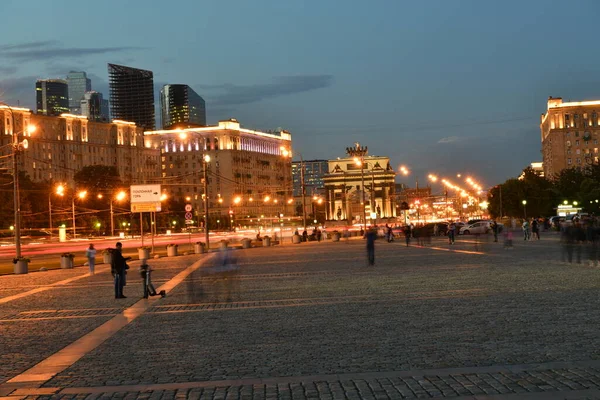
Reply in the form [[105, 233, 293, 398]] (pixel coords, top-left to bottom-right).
[[130, 184, 161, 203]]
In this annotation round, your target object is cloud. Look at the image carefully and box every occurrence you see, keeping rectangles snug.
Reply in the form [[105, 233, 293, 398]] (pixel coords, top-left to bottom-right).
[[437, 136, 461, 144], [0, 76, 37, 109], [0, 66, 18, 75], [0, 41, 144, 63], [196, 75, 334, 106]]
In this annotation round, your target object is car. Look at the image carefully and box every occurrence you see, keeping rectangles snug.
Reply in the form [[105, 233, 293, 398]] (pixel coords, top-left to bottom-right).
[[422, 222, 449, 236], [459, 220, 503, 235]]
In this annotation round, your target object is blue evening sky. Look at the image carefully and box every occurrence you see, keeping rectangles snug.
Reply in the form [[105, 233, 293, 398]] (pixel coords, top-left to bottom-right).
[[1, 0, 600, 188]]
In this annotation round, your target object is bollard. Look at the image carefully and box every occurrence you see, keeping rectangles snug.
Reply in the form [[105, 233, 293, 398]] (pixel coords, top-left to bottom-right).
[[263, 236, 271, 247], [194, 242, 205, 254], [219, 240, 228, 251], [166, 244, 178, 257], [138, 247, 150, 260], [241, 238, 251, 249], [292, 234, 301, 244]]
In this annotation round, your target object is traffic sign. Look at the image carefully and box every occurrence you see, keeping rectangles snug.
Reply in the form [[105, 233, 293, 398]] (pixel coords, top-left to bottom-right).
[[185, 220, 194, 225], [131, 203, 162, 212], [130, 184, 161, 203], [185, 212, 193, 220], [185, 204, 192, 212]]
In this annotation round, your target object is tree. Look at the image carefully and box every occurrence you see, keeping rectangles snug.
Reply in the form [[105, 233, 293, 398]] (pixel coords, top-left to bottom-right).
[[74, 165, 122, 192]]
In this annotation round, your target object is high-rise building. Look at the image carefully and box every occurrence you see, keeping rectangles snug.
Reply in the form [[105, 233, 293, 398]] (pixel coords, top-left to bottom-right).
[[292, 160, 328, 197], [36, 79, 69, 116], [66, 71, 92, 114], [160, 84, 206, 129], [541, 96, 600, 178], [80, 91, 110, 122], [108, 63, 155, 130]]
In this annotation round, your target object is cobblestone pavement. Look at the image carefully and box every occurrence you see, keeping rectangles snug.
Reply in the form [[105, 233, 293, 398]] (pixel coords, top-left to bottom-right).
[[1, 234, 600, 399]]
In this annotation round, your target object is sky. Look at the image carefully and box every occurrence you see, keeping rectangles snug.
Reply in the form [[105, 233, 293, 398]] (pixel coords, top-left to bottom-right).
[[2, 0, 600, 188]]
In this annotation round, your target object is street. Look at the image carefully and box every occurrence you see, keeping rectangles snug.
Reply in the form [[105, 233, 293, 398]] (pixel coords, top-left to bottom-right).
[[1, 233, 600, 399]]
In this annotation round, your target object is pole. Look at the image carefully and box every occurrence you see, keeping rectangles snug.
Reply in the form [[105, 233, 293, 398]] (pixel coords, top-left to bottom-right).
[[140, 212, 144, 247], [203, 158, 210, 250], [300, 158, 307, 229], [445, 190, 449, 220], [151, 211, 155, 254], [12, 123, 21, 258], [499, 185, 503, 218], [371, 171, 376, 220], [49, 193, 53, 240], [72, 196, 76, 240], [110, 200, 114, 237], [361, 158, 366, 232]]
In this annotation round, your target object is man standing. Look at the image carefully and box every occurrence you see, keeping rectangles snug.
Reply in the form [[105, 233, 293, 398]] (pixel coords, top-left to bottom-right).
[[491, 220, 499, 242], [365, 225, 377, 266], [111, 242, 131, 299]]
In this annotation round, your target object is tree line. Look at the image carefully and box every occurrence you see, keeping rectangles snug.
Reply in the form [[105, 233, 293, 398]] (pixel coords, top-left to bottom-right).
[[487, 165, 600, 218]]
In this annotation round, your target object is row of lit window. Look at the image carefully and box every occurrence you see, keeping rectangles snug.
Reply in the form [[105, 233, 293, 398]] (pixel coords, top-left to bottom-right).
[[567, 157, 599, 165]]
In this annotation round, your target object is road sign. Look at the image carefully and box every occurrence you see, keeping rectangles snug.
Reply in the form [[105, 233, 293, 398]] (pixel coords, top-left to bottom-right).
[[130, 184, 161, 203], [131, 203, 162, 212], [185, 212, 193, 220], [185, 204, 192, 212]]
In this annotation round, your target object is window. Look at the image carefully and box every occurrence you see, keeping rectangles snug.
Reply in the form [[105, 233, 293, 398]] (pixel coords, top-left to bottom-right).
[[577, 149, 581, 154], [577, 158, 582, 164], [567, 149, 572, 155], [567, 140, 571, 146], [568, 158, 572, 164], [567, 132, 571, 137], [576, 140, 580, 145], [595, 148, 598, 153]]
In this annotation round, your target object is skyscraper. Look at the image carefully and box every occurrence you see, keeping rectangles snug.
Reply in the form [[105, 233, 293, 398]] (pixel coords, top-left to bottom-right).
[[108, 63, 155, 130], [80, 91, 110, 122], [66, 71, 91, 114], [36, 79, 69, 116], [160, 84, 206, 129]]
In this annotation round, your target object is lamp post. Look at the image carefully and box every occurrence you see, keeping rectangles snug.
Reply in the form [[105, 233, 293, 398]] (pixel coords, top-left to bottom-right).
[[1, 104, 35, 259], [72, 190, 87, 239], [522, 200, 527, 219], [203, 154, 211, 249], [110, 191, 127, 237], [347, 143, 369, 232], [50, 184, 65, 240]]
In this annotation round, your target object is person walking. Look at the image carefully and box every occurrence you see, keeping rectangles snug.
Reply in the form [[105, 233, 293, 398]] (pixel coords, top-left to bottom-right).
[[448, 222, 456, 245], [491, 220, 499, 242], [522, 220, 530, 241], [86, 244, 97, 276], [531, 218, 540, 240], [387, 224, 394, 242], [404, 224, 411, 247], [111, 242, 131, 299], [365, 225, 377, 266]]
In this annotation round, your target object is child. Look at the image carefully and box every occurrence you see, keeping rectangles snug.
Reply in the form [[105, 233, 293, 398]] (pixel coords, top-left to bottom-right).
[[503, 230, 513, 249]]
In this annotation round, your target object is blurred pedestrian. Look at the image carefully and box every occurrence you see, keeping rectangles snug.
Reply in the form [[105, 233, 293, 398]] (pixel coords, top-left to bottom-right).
[[86, 243, 96, 276], [522, 220, 530, 241], [302, 229, 308, 242], [448, 222, 456, 245], [111, 242, 131, 299], [491, 220, 499, 242], [404, 224, 411, 247], [531, 219, 540, 240], [433, 223, 439, 237], [365, 225, 377, 265], [387, 224, 394, 242]]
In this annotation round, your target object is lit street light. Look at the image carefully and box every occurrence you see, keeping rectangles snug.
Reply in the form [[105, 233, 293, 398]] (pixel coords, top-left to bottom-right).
[[522, 199, 527, 219], [1, 103, 36, 261], [110, 190, 127, 237], [49, 184, 65, 240], [72, 190, 87, 239], [202, 154, 211, 249]]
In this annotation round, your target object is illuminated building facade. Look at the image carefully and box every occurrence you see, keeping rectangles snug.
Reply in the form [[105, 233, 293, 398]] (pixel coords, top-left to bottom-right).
[[66, 71, 92, 114], [160, 84, 206, 129], [0, 106, 159, 185], [323, 149, 396, 223], [541, 96, 600, 178], [36, 79, 69, 116], [144, 119, 292, 220], [108, 63, 155, 130], [80, 91, 110, 122], [291, 159, 328, 197]]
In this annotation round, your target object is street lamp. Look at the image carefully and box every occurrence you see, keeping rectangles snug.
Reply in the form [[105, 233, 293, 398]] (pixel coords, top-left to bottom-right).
[[110, 190, 127, 237], [522, 200, 527, 219], [202, 154, 211, 249], [354, 157, 367, 232], [49, 184, 65, 240], [1, 104, 36, 259], [72, 190, 87, 239]]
